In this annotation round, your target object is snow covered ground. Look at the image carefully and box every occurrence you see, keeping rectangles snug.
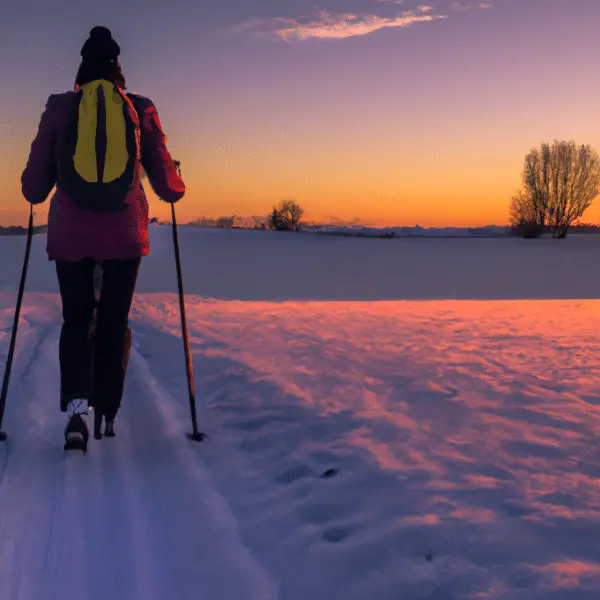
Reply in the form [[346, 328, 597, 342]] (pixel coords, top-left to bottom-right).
[[1, 225, 600, 599]]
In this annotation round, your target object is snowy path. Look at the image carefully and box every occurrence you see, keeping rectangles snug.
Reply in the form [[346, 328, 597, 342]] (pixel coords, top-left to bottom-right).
[[0, 317, 277, 600]]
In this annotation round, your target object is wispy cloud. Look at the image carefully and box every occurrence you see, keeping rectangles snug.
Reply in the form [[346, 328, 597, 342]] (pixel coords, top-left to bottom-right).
[[451, 1, 494, 10], [378, 1, 494, 11], [232, 8, 448, 41], [376, 0, 435, 8]]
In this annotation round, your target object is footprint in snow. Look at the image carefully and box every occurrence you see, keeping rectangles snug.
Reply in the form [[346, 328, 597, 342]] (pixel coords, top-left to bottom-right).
[[320, 468, 339, 479]]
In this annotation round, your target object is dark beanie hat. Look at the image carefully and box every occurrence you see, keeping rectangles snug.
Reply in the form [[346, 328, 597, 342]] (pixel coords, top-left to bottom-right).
[[80, 26, 120, 62]]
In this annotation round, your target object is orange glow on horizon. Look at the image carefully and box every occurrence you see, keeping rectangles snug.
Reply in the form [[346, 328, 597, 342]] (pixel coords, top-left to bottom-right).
[[5, 99, 600, 228], [4, 169, 600, 228]]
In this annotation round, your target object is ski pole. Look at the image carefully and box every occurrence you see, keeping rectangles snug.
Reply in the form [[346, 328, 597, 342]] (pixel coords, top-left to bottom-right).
[[172, 160, 205, 442], [0, 204, 35, 441]]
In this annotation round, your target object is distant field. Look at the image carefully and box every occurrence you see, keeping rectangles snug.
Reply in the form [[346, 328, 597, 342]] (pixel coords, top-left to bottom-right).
[[1, 226, 598, 302]]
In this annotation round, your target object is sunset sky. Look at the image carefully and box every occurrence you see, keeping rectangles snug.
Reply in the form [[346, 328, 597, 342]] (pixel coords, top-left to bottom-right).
[[2, 0, 600, 227]]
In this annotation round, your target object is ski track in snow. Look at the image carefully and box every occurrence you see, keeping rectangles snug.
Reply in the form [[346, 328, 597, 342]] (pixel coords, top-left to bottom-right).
[[0, 316, 277, 600]]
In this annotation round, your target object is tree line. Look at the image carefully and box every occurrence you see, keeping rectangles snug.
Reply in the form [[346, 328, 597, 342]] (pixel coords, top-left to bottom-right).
[[185, 199, 305, 231]]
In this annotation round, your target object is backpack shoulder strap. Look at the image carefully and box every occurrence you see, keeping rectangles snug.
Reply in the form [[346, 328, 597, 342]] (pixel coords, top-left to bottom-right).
[[126, 93, 156, 149], [126, 93, 147, 116]]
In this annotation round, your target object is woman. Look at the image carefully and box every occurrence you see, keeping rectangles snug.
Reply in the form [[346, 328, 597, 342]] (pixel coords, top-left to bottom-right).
[[21, 26, 185, 450]]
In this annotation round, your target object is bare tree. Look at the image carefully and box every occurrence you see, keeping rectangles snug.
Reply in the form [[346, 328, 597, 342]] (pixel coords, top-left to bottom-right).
[[509, 140, 600, 238], [267, 200, 304, 231], [509, 190, 544, 238], [547, 142, 600, 237], [280, 199, 304, 231], [216, 216, 239, 229], [523, 143, 551, 228]]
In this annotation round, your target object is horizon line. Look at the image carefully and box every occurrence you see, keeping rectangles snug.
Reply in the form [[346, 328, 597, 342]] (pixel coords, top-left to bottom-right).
[[3, 222, 600, 230]]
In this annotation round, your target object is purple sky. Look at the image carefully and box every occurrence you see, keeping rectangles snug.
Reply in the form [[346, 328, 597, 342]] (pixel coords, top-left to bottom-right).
[[2, 0, 600, 226]]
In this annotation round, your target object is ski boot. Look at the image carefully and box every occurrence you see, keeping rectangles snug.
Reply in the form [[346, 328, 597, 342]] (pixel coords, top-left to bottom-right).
[[64, 413, 89, 453], [104, 420, 115, 438], [64, 400, 90, 453], [94, 411, 116, 439]]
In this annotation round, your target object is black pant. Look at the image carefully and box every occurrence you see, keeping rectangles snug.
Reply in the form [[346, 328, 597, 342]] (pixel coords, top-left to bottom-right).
[[56, 258, 141, 421]]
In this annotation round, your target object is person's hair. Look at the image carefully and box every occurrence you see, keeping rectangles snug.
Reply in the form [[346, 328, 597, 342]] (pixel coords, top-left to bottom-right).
[[75, 26, 126, 90], [75, 60, 126, 90]]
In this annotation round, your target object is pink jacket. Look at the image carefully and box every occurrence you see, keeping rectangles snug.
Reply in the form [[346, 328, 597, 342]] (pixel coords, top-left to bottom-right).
[[21, 91, 185, 261]]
